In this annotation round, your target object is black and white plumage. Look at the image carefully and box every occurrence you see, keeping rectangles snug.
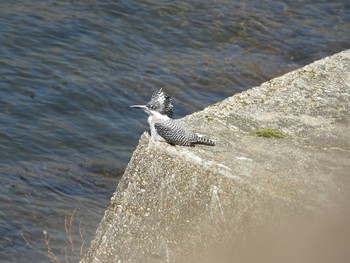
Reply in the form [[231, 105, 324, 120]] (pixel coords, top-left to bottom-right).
[[154, 118, 215, 146], [130, 89, 215, 147], [146, 88, 173, 118]]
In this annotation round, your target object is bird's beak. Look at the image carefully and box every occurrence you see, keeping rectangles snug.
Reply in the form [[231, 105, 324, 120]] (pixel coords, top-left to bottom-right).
[[130, 105, 148, 110], [130, 105, 150, 114]]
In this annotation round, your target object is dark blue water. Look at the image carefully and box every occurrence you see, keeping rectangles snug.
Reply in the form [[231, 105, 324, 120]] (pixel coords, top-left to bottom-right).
[[1, 0, 349, 262]]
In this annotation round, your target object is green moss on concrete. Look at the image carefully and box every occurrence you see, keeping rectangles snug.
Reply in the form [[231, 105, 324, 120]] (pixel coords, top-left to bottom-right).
[[252, 129, 286, 138], [209, 102, 221, 107], [204, 115, 214, 121], [300, 69, 317, 78]]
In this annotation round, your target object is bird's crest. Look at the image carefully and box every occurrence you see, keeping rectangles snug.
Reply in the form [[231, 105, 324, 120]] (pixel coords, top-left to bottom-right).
[[146, 88, 174, 118]]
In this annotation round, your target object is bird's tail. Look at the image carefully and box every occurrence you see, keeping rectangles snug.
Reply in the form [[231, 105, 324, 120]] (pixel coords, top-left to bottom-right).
[[195, 135, 216, 146]]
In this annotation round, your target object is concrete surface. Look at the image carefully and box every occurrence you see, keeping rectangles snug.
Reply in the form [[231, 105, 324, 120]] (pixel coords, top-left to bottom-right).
[[81, 50, 350, 263]]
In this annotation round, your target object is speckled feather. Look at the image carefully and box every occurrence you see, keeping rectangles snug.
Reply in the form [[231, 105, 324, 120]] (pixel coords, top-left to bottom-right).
[[154, 119, 215, 146], [146, 89, 173, 118]]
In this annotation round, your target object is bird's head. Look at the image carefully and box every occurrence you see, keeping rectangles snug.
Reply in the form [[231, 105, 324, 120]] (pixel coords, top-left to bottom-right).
[[130, 88, 174, 118]]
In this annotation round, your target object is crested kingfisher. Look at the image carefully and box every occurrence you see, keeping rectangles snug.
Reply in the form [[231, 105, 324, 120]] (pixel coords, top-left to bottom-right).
[[130, 89, 215, 146]]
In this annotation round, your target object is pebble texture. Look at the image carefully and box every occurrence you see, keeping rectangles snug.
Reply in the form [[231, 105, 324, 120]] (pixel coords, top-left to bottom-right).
[[82, 50, 350, 263]]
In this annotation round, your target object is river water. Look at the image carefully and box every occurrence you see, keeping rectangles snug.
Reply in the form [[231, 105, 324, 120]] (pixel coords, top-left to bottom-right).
[[1, 0, 349, 262]]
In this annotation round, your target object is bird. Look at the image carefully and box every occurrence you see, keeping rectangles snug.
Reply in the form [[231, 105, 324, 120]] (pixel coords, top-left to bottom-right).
[[146, 88, 174, 118], [130, 89, 215, 146]]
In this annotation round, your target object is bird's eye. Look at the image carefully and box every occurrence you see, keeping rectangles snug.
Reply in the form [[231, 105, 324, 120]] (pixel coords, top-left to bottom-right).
[[149, 103, 158, 109]]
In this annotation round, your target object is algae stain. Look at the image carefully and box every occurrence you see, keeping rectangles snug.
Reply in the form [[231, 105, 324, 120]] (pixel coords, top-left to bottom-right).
[[240, 100, 249, 106], [251, 129, 286, 138], [209, 102, 221, 107], [204, 115, 214, 121], [300, 69, 317, 79]]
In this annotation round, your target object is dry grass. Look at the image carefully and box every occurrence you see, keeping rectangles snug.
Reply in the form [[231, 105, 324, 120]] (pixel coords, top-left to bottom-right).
[[21, 208, 86, 263]]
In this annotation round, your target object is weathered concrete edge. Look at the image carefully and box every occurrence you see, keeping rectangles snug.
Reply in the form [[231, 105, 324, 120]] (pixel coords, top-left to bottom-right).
[[82, 50, 350, 262]]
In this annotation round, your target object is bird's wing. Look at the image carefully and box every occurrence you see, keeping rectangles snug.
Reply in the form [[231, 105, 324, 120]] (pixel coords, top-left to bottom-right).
[[154, 119, 188, 146]]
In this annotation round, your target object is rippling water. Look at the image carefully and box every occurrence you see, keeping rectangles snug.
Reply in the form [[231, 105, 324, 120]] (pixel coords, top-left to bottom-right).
[[1, 0, 349, 262]]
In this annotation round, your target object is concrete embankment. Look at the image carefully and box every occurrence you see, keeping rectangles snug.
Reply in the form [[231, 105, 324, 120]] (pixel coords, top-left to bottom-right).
[[82, 50, 350, 263]]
